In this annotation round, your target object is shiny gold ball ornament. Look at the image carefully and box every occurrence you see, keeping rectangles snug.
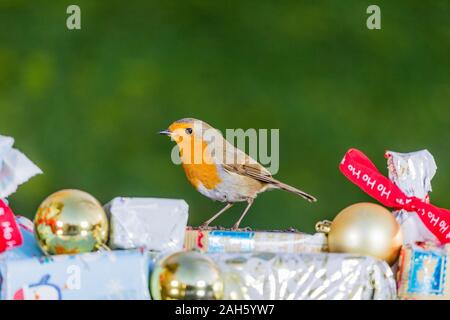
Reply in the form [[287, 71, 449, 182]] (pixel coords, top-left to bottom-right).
[[34, 189, 109, 255], [150, 251, 224, 300], [328, 202, 403, 265]]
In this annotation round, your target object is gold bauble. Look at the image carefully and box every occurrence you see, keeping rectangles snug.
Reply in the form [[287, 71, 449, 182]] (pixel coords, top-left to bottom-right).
[[328, 202, 403, 265], [150, 251, 224, 300], [34, 189, 109, 255], [222, 272, 248, 300]]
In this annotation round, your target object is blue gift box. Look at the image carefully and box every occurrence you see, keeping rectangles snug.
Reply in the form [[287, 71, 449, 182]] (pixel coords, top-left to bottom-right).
[[0, 248, 152, 300], [0, 216, 42, 260]]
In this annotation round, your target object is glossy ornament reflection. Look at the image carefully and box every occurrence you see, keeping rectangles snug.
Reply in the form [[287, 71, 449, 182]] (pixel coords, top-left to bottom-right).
[[150, 251, 224, 300], [328, 202, 403, 265], [34, 189, 109, 255]]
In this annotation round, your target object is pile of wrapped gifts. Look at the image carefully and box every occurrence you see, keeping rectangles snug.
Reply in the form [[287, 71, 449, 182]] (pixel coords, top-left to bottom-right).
[[1, 133, 450, 300]]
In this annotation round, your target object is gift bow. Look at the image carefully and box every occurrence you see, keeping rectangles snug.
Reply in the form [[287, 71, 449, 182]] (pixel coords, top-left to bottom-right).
[[340, 148, 450, 244], [0, 199, 23, 253]]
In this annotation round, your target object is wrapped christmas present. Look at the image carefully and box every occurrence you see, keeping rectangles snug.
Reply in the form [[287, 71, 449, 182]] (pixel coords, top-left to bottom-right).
[[105, 197, 188, 252], [340, 149, 450, 245], [210, 252, 397, 300], [0, 134, 42, 254], [397, 243, 450, 299], [0, 200, 24, 253], [184, 228, 327, 253], [0, 249, 151, 300], [386, 150, 438, 244], [0, 216, 42, 260]]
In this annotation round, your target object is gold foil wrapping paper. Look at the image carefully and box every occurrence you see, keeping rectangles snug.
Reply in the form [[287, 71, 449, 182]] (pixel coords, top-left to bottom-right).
[[209, 252, 397, 300], [184, 229, 327, 254], [397, 244, 450, 299]]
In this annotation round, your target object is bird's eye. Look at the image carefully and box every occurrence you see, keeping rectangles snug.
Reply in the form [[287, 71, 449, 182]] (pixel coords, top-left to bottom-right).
[[185, 128, 193, 135]]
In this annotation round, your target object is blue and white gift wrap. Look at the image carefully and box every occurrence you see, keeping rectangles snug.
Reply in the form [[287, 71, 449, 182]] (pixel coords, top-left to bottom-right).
[[397, 243, 450, 299], [0, 249, 153, 300], [0, 216, 42, 260]]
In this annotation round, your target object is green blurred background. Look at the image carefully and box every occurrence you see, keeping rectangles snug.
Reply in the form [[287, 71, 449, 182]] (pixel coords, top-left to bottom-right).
[[1, 1, 449, 233]]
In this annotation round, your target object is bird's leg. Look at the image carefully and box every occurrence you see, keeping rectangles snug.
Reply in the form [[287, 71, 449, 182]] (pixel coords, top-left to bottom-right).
[[232, 199, 254, 230], [200, 203, 234, 229]]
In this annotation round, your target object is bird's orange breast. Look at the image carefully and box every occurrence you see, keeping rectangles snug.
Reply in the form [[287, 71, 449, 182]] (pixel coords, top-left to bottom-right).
[[182, 162, 221, 190], [179, 138, 222, 190]]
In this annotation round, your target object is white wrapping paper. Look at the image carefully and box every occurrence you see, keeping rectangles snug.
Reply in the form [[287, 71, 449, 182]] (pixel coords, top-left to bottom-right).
[[0, 135, 42, 198], [105, 197, 189, 252]]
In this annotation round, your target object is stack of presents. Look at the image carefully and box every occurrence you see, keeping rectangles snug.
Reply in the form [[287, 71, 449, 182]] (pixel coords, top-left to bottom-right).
[[0, 133, 449, 300]]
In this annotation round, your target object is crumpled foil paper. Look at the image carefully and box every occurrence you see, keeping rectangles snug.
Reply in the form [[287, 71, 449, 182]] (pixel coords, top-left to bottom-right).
[[105, 197, 188, 252], [0, 135, 42, 198], [210, 252, 397, 300], [386, 150, 437, 244], [185, 229, 327, 253]]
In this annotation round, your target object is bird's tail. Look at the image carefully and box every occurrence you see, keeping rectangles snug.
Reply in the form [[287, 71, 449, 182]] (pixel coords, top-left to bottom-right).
[[271, 180, 317, 203]]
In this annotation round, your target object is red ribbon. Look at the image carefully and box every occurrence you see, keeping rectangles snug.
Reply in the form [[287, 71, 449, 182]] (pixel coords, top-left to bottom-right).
[[0, 199, 23, 253], [197, 231, 205, 249], [340, 148, 450, 244]]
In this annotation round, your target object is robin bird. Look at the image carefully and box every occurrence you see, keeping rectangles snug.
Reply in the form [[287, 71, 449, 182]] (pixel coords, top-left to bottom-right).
[[160, 118, 317, 229]]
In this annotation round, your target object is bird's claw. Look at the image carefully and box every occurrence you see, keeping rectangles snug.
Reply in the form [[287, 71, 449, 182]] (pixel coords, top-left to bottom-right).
[[231, 226, 252, 232], [198, 225, 227, 231]]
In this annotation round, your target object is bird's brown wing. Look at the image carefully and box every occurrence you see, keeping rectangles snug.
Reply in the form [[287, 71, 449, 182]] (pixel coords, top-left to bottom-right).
[[222, 162, 274, 183], [221, 162, 317, 202], [219, 139, 317, 202]]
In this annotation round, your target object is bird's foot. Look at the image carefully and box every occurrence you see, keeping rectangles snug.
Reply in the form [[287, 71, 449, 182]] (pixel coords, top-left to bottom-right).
[[198, 224, 223, 231], [231, 225, 252, 232]]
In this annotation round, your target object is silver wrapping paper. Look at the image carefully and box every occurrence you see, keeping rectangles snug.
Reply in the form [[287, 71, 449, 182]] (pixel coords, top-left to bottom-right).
[[210, 252, 397, 300], [0, 135, 42, 198], [386, 150, 437, 244], [105, 197, 188, 252]]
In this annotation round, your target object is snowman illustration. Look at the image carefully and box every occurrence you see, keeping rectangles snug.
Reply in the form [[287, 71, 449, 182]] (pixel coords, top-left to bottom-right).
[[13, 274, 62, 300]]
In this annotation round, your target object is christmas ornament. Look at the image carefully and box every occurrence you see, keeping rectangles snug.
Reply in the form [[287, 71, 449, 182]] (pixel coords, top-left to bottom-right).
[[34, 189, 109, 255], [326, 202, 403, 265], [222, 272, 248, 300], [150, 251, 224, 300]]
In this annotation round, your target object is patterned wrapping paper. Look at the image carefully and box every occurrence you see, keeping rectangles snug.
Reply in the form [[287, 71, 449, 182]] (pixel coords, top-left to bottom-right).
[[185, 229, 328, 254], [209, 252, 397, 300], [0, 216, 42, 260], [397, 243, 450, 299], [105, 197, 188, 252], [386, 150, 438, 244], [0, 249, 152, 300]]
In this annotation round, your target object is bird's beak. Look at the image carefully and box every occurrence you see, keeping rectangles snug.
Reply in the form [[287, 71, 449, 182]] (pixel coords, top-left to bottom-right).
[[159, 129, 171, 136]]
